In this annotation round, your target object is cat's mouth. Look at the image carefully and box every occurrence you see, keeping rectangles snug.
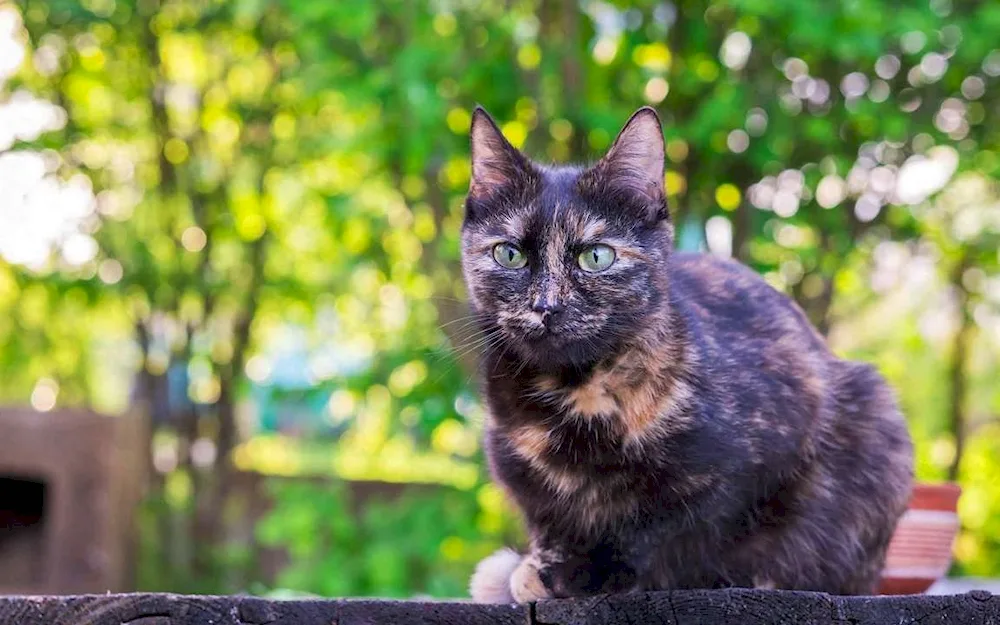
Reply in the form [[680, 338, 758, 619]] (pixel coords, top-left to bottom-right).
[[515, 325, 579, 360], [495, 316, 620, 369], [498, 322, 563, 354], [523, 324, 556, 341], [499, 312, 560, 342], [496, 314, 607, 367]]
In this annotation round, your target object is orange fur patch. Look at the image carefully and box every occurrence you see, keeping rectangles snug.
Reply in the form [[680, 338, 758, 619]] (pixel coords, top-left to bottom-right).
[[509, 424, 550, 460], [549, 340, 692, 445], [508, 424, 584, 495], [565, 371, 618, 417]]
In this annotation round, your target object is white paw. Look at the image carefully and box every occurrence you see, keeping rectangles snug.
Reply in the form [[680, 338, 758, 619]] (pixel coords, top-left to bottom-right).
[[509, 554, 552, 604], [470, 548, 522, 603]]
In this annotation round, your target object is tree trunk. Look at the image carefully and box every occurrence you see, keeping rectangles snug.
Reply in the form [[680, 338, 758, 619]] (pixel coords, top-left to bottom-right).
[[947, 255, 972, 482], [559, 0, 587, 160]]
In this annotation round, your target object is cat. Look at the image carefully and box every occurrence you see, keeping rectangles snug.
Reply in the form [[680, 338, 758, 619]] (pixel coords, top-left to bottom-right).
[[460, 105, 914, 603]]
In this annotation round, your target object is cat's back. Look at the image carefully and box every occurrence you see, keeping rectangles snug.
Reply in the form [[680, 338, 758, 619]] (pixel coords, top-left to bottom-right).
[[668, 251, 829, 357]]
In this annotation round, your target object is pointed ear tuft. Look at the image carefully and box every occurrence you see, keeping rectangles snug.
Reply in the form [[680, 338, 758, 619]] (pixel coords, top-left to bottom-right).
[[585, 107, 666, 207], [469, 106, 532, 200]]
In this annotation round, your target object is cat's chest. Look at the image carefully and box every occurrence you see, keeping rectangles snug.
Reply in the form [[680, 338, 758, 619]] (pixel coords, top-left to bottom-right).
[[486, 362, 693, 503], [491, 391, 657, 500], [492, 417, 645, 530], [496, 365, 687, 448], [508, 413, 630, 473]]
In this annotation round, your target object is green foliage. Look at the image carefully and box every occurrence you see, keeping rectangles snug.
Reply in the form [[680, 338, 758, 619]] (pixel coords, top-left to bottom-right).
[[134, 472, 258, 595], [256, 479, 523, 598]]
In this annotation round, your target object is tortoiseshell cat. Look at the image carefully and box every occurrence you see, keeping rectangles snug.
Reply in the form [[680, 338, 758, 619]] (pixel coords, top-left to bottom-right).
[[461, 106, 914, 603]]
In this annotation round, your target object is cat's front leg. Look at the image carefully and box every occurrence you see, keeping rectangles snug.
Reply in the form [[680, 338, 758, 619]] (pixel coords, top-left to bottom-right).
[[509, 551, 553, 603], [468, 547, 557, 603], [508, 546, 637, 601], [470, 537, 643, 603], [472, 545, 609, 603], [511, 531, 642, 599], [540, 549, 638, 597]]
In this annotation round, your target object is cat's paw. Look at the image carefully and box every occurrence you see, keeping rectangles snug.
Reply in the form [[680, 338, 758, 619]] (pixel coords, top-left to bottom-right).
[[469, 548, 522, 603], [510, 554, 552, 603]]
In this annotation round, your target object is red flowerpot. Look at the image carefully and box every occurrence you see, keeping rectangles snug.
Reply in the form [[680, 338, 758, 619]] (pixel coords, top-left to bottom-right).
[[878, 482, 962, 595]]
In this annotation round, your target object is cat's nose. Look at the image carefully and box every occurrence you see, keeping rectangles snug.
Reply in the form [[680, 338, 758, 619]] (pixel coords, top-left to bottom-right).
[[531, 297, 564, 324]]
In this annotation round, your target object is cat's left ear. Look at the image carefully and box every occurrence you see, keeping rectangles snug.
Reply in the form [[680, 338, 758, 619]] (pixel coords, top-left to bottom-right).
[[581, 107, 667, 220]]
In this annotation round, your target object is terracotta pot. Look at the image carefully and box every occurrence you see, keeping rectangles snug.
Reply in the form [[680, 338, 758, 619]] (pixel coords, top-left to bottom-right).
[[878, 482, 962, 595]]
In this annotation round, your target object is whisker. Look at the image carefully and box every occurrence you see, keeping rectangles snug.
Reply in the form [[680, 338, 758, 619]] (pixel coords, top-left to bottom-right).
[[438, 314, 486, 330], [449, 329, 505, 363], [427, 329, 505, 385], [428, 329, 496, 367]]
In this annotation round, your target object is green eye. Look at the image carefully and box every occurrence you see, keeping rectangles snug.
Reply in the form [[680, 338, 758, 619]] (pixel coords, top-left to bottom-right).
[[493, 243, 527, 269], [578, 244, 616, 272]]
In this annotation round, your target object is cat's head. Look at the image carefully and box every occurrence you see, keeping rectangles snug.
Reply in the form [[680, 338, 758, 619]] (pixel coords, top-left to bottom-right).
[[460, 106, 674, 371]]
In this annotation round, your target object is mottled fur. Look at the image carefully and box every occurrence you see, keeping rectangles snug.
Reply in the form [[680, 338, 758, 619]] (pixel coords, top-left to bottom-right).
[[461, 106, 914, 602]]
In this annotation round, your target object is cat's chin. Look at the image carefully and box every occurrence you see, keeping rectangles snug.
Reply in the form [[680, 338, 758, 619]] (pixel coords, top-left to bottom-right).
[[510, 333, 607, 371]]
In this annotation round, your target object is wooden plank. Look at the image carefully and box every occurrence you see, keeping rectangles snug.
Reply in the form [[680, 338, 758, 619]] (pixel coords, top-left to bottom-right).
[[0, 590, 997, 625], [0, 593, 528, 625], [535, 589, 1000, 625]]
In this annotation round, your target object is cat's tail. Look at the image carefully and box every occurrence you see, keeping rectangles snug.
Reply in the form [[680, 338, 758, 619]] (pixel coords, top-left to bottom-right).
[[469, 547, 522, 603]]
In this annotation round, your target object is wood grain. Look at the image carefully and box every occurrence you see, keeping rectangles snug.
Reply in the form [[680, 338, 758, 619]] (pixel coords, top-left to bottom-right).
[[0, 590, 996, 625]]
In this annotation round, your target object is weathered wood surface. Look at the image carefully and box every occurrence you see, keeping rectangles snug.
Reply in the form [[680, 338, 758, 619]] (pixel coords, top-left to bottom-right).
[[0, 589, 997, 625]]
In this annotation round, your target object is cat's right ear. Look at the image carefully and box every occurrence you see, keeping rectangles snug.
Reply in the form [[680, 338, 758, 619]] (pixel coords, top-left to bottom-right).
[[468, 106, 533, 204]]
